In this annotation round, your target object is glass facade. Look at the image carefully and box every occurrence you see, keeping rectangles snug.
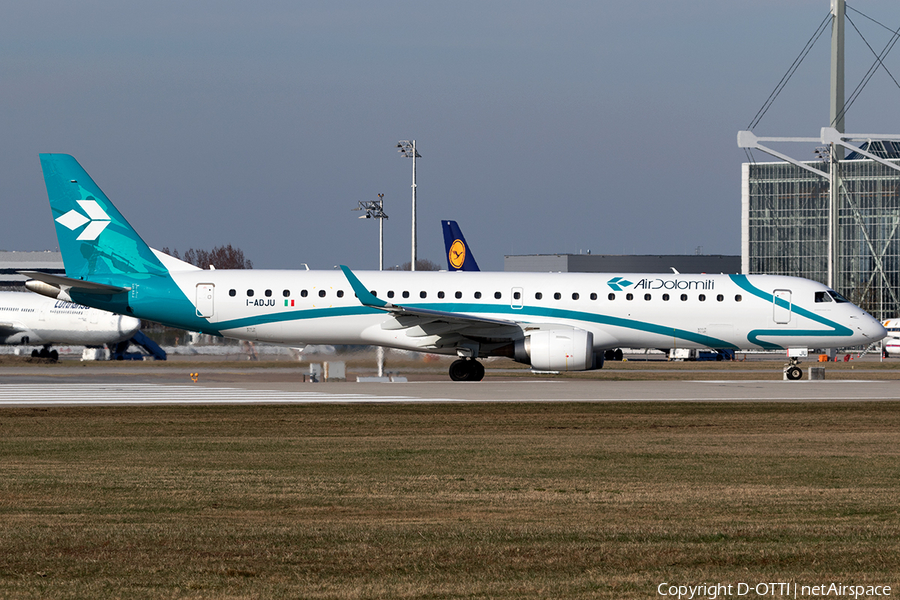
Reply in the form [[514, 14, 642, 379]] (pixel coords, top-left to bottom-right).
[[744, 158, 900, 320]]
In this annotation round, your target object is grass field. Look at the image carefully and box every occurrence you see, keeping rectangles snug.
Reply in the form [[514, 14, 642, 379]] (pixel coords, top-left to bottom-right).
[[1, 401, 899, 599]]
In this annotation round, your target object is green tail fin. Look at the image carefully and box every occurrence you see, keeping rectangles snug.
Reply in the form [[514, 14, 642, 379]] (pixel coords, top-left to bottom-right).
[[39, 153, 168, 283]]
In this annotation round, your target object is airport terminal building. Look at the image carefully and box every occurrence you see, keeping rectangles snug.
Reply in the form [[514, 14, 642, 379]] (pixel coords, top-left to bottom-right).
[[742, 143, 900, 321], [504, 254, 740, 274]]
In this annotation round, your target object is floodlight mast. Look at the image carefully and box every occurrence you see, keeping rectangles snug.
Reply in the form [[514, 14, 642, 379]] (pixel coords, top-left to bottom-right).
[[352, 194, 388, 377], [397, 140, 420, 271], [352, 194, 388, 271]]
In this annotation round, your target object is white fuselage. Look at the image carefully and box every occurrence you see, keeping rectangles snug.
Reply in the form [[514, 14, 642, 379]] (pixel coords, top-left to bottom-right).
[[160, 269, 885, 354], [0, 291, 141, 347]]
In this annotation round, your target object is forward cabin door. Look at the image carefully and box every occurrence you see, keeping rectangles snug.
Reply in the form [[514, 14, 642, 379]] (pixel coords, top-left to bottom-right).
[[773, 289, 792, 324], [196, 284, 215, 319]]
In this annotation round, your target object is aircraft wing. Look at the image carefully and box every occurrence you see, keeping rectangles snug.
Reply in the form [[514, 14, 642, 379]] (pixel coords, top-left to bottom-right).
[[340, 266, 515, 326], [340, 266, 524, 347]]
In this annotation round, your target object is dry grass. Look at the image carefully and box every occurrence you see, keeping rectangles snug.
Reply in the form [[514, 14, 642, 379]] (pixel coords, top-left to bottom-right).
[[1, 402, 899, 598]]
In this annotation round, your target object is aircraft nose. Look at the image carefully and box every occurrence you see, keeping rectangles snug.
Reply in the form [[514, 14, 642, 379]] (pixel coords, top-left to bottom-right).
[[858, 314, 887, 341], [870, 319, 888, 341], [120, 315, 141, 337]]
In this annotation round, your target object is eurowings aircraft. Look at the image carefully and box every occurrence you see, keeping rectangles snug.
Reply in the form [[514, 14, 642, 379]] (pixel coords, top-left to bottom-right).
[[442, 220, 480, 271], [29, 154, 885, 380], [0, 290, 140, 359]]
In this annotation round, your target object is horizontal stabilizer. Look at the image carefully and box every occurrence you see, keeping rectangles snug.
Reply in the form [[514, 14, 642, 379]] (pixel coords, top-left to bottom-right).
[[19, 271, 130, 294]]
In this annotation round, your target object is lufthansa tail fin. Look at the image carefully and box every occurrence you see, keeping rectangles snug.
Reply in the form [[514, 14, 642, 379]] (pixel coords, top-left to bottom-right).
[[39, 154, 169, 283], [442, 220, 480, 271]]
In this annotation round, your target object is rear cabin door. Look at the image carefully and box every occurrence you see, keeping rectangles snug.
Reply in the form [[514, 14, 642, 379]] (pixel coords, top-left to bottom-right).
[[196, 284, 215, 318], [773, 289, 792, 324]]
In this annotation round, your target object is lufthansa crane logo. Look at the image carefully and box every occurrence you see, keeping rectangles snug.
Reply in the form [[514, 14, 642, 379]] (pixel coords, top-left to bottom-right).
[[449, 239, 466, 269], [55, 200, 111, 241]]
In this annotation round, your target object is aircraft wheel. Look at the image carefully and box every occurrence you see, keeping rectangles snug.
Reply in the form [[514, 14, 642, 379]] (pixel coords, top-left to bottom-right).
[[31, 349, 39, 358], [449, 359, 471, 381], [785, 366, 802, 381], [471, 360, 485, 381], [614, 348, 623, 361], [49, 350, 59, 361]]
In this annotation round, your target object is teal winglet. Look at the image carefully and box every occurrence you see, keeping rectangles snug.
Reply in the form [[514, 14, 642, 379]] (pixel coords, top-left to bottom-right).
[[340, 265, 388, 308]]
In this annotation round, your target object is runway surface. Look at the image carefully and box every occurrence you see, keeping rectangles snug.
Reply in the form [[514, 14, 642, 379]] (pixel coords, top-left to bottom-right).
[[0, 365, 898, 405]]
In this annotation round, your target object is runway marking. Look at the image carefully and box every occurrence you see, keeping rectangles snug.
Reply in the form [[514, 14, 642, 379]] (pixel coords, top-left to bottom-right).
[[0, 384, 461, 405], [0, 383, 897, 406]]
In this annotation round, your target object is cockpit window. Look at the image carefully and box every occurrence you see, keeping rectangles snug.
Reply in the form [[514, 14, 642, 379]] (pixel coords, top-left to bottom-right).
[[827, 290, 850, 303], [815, 291, 832, 303]]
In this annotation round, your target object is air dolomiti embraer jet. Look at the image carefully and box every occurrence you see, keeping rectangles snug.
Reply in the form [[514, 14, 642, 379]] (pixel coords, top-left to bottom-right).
[[28, 154, 885, 381]]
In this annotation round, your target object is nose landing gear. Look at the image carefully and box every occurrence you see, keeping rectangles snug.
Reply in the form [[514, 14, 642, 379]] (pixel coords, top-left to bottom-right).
[[784, 357, 803, 380], [449, 358, 485, 381]]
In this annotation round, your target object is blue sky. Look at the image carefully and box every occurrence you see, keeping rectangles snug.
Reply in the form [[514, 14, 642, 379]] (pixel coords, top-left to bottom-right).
[[3, 1, 900, 270]]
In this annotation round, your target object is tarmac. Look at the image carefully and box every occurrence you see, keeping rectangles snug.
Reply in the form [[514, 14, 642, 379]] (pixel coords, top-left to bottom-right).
[[0, 358, 898, 405]]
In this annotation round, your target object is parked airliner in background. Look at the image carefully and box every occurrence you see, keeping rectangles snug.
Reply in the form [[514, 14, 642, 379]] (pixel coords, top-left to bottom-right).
[[26, 154, 886, 380], [442, 220, 480, 271], [0, 291, 140, 359], [882, 319, 900, 356]]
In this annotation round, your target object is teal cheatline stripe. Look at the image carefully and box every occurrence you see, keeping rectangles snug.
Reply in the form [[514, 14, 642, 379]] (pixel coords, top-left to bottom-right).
[[215, 305, 382, 330], [212, 301, 736, 349], [729, 275, 853, 349]]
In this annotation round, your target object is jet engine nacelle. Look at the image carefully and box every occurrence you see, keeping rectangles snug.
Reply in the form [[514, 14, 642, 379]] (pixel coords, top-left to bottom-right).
[[514, 327, 594, 371]]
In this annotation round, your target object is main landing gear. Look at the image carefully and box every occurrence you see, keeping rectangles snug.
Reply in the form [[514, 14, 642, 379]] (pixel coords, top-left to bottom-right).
[[31, 345, 59, 361], [449, 358, 485, 382]]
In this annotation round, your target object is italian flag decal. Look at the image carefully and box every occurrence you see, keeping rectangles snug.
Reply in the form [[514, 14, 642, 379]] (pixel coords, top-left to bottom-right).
[[285, 299, 294, 307]]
